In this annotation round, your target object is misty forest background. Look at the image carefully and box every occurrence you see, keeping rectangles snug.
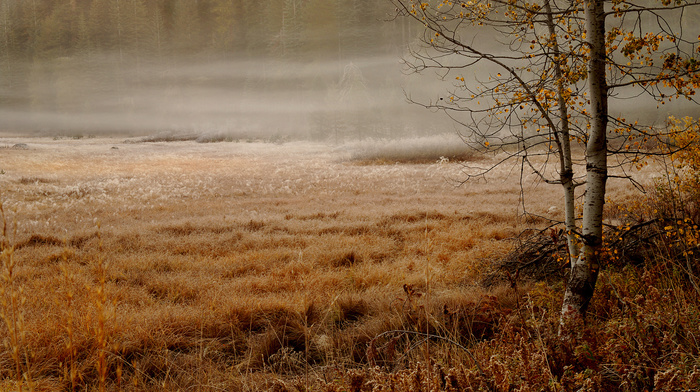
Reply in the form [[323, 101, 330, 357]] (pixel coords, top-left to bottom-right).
[[0, 0, 454, 140]]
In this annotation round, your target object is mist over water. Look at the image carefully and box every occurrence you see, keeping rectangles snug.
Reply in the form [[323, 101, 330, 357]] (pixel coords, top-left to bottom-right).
[[0, 1, 456, 141], [0, 57, 387, 136], [1, 53, 455, 140]]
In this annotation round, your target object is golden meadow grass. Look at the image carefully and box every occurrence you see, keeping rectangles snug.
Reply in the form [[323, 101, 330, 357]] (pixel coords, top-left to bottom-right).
[[0, 136, 660, 390]]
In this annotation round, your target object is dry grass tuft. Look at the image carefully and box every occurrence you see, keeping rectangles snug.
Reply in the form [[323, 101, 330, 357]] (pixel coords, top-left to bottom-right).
[[330, 251, 363, 268], [332, 294, 370, 326]]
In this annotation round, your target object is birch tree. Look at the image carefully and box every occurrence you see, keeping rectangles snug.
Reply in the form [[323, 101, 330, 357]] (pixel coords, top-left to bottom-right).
[[389, 0, 700, 327]]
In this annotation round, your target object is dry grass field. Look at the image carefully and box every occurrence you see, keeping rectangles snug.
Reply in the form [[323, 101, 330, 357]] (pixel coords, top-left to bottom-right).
[[0, 136, 672, 391]]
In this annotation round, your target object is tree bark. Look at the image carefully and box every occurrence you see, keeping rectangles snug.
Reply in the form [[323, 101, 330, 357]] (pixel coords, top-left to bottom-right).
[[560, 0, 608, 324]]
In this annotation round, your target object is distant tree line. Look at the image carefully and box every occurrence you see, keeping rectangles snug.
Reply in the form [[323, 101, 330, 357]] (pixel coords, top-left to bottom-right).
[[0, 0, 414, 136], [0, 0, 400, 61]]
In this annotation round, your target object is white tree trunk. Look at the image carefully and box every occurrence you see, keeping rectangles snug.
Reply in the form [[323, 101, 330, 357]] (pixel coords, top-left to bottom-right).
[[561, 0, 607, 323], [543, 0, 578, 262]]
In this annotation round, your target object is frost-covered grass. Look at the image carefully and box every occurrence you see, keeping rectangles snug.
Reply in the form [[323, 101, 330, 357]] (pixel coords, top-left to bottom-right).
[[0, 137, 670, 391], [344, 134, 478, 164]]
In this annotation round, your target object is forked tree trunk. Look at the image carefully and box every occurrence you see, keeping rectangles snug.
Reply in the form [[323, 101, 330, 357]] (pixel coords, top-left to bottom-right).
[[560, 0, 608, 324]]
